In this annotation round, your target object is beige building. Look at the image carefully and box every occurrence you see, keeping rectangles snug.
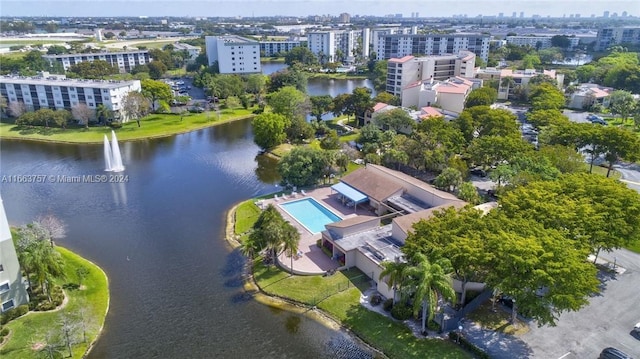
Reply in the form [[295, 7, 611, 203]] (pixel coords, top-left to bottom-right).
[[386, 51, 476, 97], [401, 76, 476, 114], [320, 164, 471, 300], [567, 84, 613, 110], [475, 68, 564, 100]]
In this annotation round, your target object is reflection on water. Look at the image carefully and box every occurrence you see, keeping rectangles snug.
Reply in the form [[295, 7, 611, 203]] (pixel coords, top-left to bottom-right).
[[0, 118, 374, 358], [285, 315, 302, 334], [255, 154, 282, 184]]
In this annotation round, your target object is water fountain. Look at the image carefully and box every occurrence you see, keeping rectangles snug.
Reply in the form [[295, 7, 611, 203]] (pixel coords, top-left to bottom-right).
[[104, 130, 125, 172], [104, 135, 113, 171]]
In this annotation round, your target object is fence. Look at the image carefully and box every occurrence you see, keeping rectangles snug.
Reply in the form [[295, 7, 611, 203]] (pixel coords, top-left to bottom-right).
[[310, 273, 371, 307]]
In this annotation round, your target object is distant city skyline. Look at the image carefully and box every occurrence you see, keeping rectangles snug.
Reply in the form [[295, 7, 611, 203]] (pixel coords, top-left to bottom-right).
[[1, 0, 637, 18]]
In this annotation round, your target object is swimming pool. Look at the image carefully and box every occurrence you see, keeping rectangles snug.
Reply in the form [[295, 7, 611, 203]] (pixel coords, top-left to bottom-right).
[[279, 198, 341, 234]]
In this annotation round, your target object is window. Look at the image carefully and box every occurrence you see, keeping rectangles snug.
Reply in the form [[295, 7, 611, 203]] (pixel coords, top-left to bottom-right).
[[0, 281, 9, 293], [0, 264, 3, 271], [1, 299, 15, 312]]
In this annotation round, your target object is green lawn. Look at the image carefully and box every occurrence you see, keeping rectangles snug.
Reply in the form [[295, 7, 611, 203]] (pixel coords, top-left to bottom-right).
[[130, 40, 178, 49], [253, 262, 471, 359], [625, 240, 640, 254], [1, 247, 109, 358], [0, 40, 68, 45], [235, 200, 261, 235], [0, 109, 255, 144], [586, 164, 622, 180], [307, 73, 369, 80], [0, 52, 26, 60]]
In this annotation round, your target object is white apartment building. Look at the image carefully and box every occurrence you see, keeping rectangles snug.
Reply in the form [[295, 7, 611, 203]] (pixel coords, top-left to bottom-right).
[[307, 30, 362, 63], [386, 51, 476, 97], [475, 68, 564, 100], [172, 42, 202, 63], [205, 35, 261, 74], [259, 41, 301, 57], [506, 35, 580, 50], [370, 27, 416, 56], [376, 33, 490, 62], [595, 26, 640, 51], [43, 50, 151, 73], [0, 74, 142, 122], [0, 197, 29, 312]]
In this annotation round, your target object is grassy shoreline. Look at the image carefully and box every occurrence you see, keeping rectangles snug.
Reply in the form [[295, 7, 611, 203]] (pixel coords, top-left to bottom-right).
[[226, 200, 471, 359], [0, 109, 256, 144], [0, 246, 109, 358]]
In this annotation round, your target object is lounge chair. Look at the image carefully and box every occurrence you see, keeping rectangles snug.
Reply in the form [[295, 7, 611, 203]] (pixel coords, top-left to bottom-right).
[[281, 193, 288, 200], [301, 189, 307, 196], [273, 194, 279, 201], [291, 191, 297, 197]]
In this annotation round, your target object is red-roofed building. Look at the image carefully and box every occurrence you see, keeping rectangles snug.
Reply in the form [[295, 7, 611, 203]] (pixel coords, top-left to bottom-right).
[[567, 84, 614, 110], [401, 76, 478, 114]]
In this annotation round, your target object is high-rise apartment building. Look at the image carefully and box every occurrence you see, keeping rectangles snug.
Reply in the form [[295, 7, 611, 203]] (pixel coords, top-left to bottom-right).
[[375, 33, 490, 62], [259, 41, 301, 57], [0, 74, 141, 121], [595, 26, 640, 51], [43, 50, 151, 73], [307, 30, 362, 63], [386, 51, 476, 97], [205, 36, 261, 74]]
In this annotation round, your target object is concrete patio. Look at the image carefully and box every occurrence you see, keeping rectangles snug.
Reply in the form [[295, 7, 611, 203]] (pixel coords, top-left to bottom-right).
[[259, 186, 376, 275]]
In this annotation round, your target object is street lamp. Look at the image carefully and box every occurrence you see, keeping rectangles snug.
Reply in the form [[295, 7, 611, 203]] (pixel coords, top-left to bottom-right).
[[457, 325, 463, 343]]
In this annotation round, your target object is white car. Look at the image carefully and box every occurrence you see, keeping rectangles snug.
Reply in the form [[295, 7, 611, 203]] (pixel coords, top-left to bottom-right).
[[634, 322, 640, 333]]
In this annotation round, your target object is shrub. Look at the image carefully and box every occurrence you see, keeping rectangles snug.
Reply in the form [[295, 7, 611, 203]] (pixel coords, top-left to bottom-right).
[[448, 332, 491, 359], [391, 302, 413, 320], [370, 294, 382, 306], [0, 305, 29, 325], [382, 298, 394, 312], [0, 327, 9, 337], [316, 239, 321, 248], [110, 121, 123, 129], [62, 283, 80, 291], [427, 320, 440, 332]]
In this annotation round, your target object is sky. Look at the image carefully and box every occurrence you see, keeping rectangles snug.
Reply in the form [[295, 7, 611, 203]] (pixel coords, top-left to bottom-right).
[[1, 0, 638, 18]]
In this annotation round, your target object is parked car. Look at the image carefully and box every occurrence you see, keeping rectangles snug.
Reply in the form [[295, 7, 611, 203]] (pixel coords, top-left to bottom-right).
[[599, 347, 632, 359], [634, 322, 640, 333], [592, 118, 607, 125], [470, 168, 487, 177]]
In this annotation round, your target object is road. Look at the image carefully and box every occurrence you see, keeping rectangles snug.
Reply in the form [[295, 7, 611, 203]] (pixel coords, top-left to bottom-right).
[[520, 248, 640, 359], [616, 163, 640, 193]]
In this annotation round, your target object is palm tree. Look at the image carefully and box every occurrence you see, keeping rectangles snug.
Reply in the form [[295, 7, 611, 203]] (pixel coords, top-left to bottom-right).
[[31, 240, 65, 301], [379, 257, 408, 304], [280, 223, 300, 275], [500, 76, 515, 99], [16, 223, 65, 301], [406, 253, 456, 335]]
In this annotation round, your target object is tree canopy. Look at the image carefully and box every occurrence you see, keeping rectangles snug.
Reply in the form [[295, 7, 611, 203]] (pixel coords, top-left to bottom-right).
[[252, 113, 290, 150], [464, 87, 498, 108], [277, 147, 332, 187]]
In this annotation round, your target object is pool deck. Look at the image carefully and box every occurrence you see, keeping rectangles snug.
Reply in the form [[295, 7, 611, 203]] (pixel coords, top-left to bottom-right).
[[260, 186, 375, 275]]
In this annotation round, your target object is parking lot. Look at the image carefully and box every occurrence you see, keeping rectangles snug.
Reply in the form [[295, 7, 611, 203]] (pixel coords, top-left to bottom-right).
[[520, 249, 640, 359]]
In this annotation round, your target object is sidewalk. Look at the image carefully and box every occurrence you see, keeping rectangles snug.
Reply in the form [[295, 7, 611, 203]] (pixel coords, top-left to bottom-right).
[[587, 254, 626, 275]]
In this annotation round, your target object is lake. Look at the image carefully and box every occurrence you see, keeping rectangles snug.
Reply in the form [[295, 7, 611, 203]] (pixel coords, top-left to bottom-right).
[[0, 119, 374, 358]]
